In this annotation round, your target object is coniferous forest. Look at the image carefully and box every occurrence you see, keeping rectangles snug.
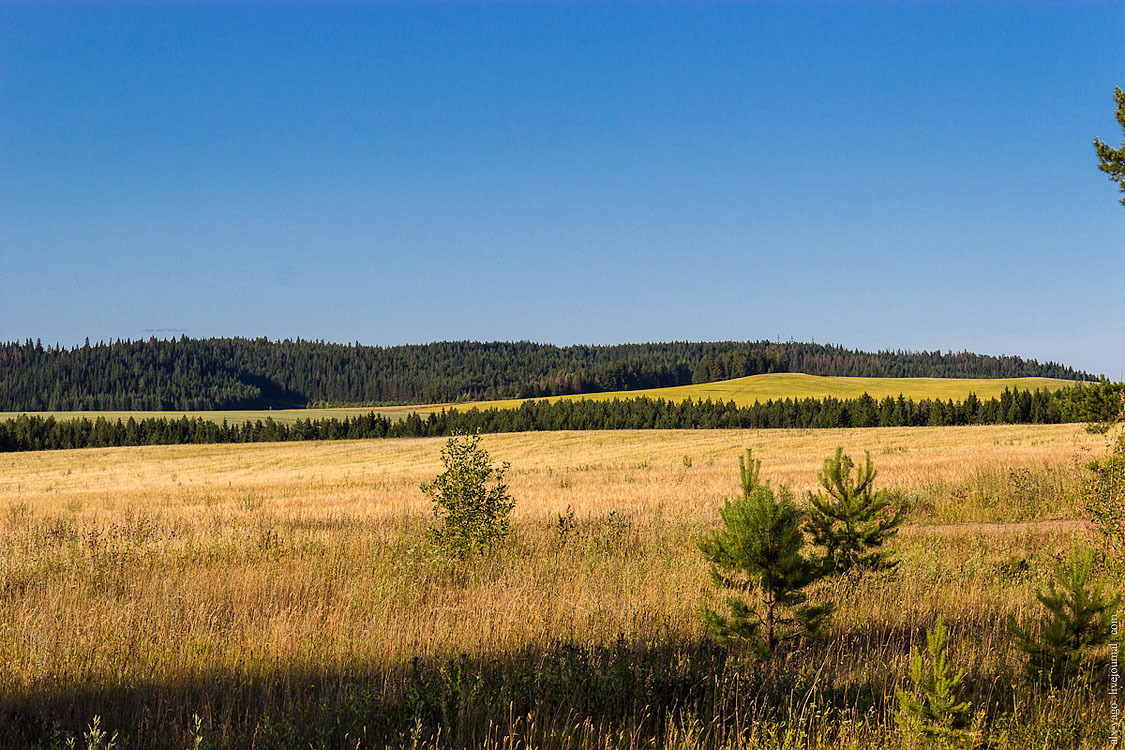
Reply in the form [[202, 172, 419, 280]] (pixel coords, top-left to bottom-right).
[[0, 337, 1097, 411]]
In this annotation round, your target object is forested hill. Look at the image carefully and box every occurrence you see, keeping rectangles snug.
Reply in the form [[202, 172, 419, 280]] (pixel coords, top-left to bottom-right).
[[0, 337, 1097, 411]]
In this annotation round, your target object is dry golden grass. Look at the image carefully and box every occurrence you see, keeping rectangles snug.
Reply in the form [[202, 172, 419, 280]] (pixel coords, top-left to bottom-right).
[[0, 423, 1098, 521], [0, 424, 1112, 748]]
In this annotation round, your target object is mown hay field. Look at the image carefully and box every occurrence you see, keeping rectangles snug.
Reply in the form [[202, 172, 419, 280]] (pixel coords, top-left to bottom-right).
[[0, 423, 1097, 522], [0, 424, 1115, 749]]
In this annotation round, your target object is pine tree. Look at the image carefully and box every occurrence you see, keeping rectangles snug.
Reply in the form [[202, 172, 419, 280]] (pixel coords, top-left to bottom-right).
[[699, 481, 832, 663], [804, 448, 904, 576], [1094, 86, 1125, 207], [895, 617, 977, 748], [738, 447, 763, 497], [1008, 547, 1121, 687]]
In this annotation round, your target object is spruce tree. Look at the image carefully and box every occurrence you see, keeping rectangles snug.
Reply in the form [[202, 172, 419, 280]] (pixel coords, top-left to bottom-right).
[[804, 448, 905, 576], [1008, 547, 1121, 687]]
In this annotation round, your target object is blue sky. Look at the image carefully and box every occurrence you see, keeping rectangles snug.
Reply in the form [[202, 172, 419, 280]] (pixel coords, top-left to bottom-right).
[[2, 2, 1123, 377]]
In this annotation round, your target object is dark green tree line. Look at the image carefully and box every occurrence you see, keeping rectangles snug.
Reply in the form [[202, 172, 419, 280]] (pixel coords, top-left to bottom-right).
[[0, 385, 1116, 453], [0, 337, 1096, 411]]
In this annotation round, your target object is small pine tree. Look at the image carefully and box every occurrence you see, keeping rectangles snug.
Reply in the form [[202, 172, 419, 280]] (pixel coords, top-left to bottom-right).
[[699, 482, 832, 663], [804, 447, 904, 575], [896, 617, 977, 748], [739, 447, 763, 497], [1008, 547, 1121, 687], [421, 433, 515, 553]]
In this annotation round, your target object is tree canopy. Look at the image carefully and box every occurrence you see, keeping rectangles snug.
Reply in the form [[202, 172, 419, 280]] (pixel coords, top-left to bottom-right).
[[1094, 86, 1125, 207]]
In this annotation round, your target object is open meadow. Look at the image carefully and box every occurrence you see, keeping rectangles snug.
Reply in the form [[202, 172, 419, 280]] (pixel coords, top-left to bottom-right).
[[6, 1, 1124, 747], [0, 424, 1116, 748], [402, 374, 1081, 414]]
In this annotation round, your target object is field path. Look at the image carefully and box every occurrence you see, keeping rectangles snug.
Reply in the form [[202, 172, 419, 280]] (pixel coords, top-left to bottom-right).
[[901, 519, 1088, 535]]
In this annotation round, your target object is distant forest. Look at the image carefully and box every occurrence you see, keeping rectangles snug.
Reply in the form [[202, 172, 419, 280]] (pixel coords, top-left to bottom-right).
[[2, 383, 1122, 453], [0, 337, 1098, 411]]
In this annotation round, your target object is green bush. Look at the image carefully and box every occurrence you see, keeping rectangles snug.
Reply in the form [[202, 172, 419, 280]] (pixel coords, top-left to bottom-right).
[[1008, 547, 1120, 687], [421, 433, 515, 553], [1085, 419, 1125, 572]]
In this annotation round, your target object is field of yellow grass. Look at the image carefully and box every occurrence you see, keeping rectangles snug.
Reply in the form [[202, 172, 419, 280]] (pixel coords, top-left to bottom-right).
[[405, 373, 1080, 413], [0, 423, 1097, 521], [0, 423, 1114, 748]]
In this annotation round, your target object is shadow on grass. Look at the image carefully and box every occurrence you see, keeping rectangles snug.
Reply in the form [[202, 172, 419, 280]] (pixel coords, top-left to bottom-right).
[[1, 634, 862, 750], [0, 624, 1086, 750]]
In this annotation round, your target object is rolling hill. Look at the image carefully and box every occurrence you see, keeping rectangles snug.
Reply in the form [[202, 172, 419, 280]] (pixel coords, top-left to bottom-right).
[[409, 373, 1081, 413], [0, 337, 1095, 411]]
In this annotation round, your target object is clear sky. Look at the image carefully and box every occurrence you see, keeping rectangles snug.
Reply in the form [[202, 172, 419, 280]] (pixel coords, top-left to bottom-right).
[[2, 2, 1123, 377]]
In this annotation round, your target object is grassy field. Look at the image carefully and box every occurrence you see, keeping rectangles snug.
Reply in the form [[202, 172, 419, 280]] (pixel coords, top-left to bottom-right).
[[413, 373, 1080, 413], [0, 424, 1116, 748]]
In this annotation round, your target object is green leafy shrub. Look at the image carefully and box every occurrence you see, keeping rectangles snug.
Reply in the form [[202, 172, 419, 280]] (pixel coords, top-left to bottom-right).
[[1008, 547, 1121, 687], [1084, 401, 1125, 572], [421, 433, 515, 553], [554, 504, 576, 543]]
